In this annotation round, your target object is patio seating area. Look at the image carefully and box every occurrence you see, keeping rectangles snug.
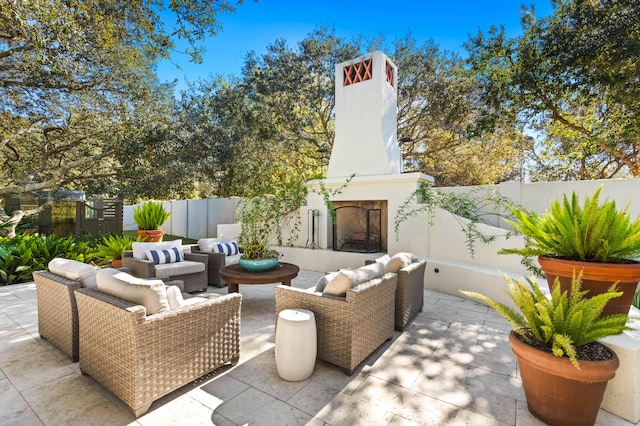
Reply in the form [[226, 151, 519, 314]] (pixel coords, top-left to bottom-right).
[[0, 270, 634, 426]]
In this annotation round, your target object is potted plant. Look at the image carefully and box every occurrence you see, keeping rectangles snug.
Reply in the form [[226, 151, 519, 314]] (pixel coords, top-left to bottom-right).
[[499, 185, 640, 316], [461, 273, 630, 426], [94, 234, 136, 268], [237, 195, 284, 271], [133, 201, 171, 242]]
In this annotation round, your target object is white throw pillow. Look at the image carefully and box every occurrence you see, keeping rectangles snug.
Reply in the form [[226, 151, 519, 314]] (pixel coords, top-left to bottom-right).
[[48, 258, 98, 289], [211, 240, 240, 256], [197, 237, 234, 252], [385, 252, 413, 274], [165, 285, 184, 309], [146, 247, 184, 264], [132, 240, 182, 260], [96, 268, 170, 315], [323, 263, 385, 296], [315, 271, 340, 292], [373, 254, 392, 266], [322, 272, 352, 296]]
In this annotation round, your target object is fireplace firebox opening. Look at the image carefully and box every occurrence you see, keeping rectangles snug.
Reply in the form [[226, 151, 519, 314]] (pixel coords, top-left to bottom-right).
[[332, 200, 387, 253]]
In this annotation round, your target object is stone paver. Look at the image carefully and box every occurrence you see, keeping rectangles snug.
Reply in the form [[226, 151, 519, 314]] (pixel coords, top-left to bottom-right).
[[0, 273, 637, 426]]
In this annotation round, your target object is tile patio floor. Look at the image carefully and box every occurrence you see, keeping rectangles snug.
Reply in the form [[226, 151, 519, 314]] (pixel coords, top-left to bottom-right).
[[1, 270, 636, 426]]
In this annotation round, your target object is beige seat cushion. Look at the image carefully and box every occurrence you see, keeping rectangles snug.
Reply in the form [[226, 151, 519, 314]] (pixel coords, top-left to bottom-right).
[[154, 260, 205, 277], [96, 268, 170, 315], [48, 258, 98, 289]]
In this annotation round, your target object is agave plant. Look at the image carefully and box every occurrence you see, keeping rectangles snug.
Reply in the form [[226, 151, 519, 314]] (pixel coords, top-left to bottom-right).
[[461, 273, 631, 368], [133, 201, 171, 230]]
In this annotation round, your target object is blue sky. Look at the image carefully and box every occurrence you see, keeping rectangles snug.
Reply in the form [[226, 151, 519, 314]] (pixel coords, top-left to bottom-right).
[[156, 0, 554, 92]]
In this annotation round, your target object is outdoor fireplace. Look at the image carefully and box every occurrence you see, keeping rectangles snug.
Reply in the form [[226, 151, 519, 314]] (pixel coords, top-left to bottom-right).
[[332, 200, 387, 253]]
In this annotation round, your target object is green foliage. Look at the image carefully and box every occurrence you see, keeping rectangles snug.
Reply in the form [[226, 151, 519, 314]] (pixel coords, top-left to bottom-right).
[[394, 182, 520, 256], [1, 1, 248, 202], [133, 202, 171, 230], [461, 273, 631, 369], [237, 176, 307, 260], [500, 185, 640, 263], [465, 1, 640, 179], [0, 234, 94, 285], [94, 234, 137, 265], [237, 173, 354, 259]]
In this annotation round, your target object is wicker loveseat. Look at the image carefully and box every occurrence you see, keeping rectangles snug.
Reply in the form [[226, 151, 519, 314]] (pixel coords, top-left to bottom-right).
[[122, 241, 208, 293], [75, 272, 241, 417], [274, 270, 397, 375], [366, 254, 427, 330]]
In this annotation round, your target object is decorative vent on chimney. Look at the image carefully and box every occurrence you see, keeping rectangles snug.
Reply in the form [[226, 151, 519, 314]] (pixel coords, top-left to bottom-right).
[[385, 61, 394, 87], [343, 59, 372, 86]]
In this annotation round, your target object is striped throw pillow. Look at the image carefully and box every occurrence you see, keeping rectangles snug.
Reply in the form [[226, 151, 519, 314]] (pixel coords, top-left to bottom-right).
[[146, 247, 184, 264], [212, 240, 240, 256]]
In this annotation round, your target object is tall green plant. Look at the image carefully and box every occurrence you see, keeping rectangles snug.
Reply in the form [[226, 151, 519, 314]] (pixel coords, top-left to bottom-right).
[[461, 273, 631, 369], [133, 201, 171, 230], [499, 185, 640, 263]]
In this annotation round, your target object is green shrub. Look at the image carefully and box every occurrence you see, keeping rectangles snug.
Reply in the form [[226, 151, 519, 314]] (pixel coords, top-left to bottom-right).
[[94, 234, 136, 265], [0, 234, 95, 285]]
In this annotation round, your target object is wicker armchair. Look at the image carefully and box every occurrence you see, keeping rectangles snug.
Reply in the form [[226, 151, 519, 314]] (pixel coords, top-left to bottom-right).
[[366, 259, 427, 330], [274, 273, 397, 375], [75, 288, 242, 417], [122, 250, 208, 293], [189, 249, 239, 288], [33, 270, 82, 361]]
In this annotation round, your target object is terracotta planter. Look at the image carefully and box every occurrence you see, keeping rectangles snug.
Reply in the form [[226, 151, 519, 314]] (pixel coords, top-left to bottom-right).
[[509, 331, 619, 426], [136, 229, 165, 242], [538, 256, 640, 317], [111, 259, 123, 269]]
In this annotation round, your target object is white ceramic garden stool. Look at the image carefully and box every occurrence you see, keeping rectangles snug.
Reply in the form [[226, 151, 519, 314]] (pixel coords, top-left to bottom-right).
[[275, 308, 317, 381]]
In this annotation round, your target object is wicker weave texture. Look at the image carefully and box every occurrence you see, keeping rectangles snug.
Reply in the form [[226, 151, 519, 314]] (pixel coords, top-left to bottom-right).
[[33, 271, 82, 361], [395, 260, 427, 330], [275, 273, 396, 375], [191, 249, 227, 287], [122, 251, 208, 293], [75, 288, 241, 417]]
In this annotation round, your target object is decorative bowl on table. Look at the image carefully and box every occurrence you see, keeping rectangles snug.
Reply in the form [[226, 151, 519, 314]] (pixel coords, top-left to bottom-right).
[[238, 257, 279, 271]]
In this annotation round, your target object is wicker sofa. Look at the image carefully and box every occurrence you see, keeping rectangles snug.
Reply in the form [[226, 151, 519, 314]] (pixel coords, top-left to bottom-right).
[[75, 283, 241, 417], [122, 242, 208, 293], [366, 256, 427, 330], [274, 271, 397, 375]]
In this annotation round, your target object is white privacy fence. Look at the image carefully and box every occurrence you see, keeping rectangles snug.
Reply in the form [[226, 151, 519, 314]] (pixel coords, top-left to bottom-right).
[[124, 197, 242, 240]]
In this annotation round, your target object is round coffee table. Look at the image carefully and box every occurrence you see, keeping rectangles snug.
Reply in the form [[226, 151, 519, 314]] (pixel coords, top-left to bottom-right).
[[219, 262, 300, 293]]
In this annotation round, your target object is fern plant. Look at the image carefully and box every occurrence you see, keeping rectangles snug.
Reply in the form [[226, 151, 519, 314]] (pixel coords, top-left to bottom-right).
[[94, 234, 136, 265], [461, 273, 630, 368], [133, 201, 171, 230], [499, 185, 640, 264]]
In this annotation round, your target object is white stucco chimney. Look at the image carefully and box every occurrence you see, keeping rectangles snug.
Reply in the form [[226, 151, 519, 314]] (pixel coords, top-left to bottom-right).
[[327, 51, 403, 179]]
